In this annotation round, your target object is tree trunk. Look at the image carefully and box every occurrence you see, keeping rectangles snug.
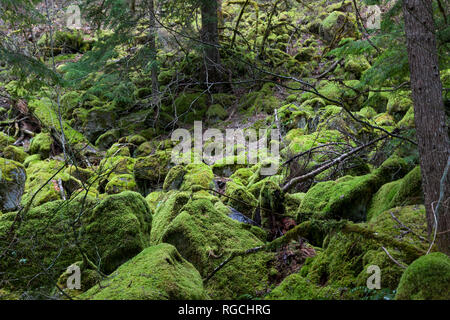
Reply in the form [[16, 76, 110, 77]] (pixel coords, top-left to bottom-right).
[[148, 0, 159, 109], [200, 0, 221, 86], [402, 0, 450, 255]]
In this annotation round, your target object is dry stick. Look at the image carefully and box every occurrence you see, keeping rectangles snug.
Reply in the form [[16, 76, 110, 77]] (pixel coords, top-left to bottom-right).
[[381, 246, 407, 269], [283, 142, 349, 166], [427, 155, 450, 254], [314, 58, 343, 79], [282, 134, 389, 192], [231, 0, 250, 48], [389, 211, 428, 243], [204, 245, 264, 284]]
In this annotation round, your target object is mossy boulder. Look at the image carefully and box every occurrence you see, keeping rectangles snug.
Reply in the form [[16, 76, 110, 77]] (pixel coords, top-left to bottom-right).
[[297, 156, 408, 223], [319, 11, 357, 44], [95, 129, 121, 150], [80, 243, 208, 300], [300, 207, 427, 298], [133, 150, 172, 192], [151, 192, 273, 299], [0, 132, 15, 149], [20, 159, 82, 207], [2, 145, 28, 163], [105, 174, 138, 194], [367, 166, 423, 221], [265, 273, 333, 300], [28, 98, 88, 146], [0, 191, 152, 294], [29, 132, 52, 158], [395, 252, 450, 300], [0, 157, 26, 212]]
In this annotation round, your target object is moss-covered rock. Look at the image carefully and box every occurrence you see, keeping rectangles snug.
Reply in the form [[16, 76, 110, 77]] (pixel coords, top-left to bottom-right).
[[0, 157, 26, 212], [80, 243, 208, 300], [0, 132, 15, 149], [133, 150, 172, 192], [29, 132, 52, 158], [297, 156, 408, 223], [319, 11, 358, 44], [151, 192, 273, 299], [367, 166, 423, 221], [395, 252, 450, 300], [2, 145, 28, 163], [105, 174, 137, 194], [265, 273, 335, 300], [0, 191, 152, 294]]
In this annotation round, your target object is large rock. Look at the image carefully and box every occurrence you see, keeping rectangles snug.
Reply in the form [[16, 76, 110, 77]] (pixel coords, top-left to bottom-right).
[[0, 157, 26, 211], [151, 190, 273, 299], [297, 156, 409, 223], [0, 191, 152, 294], [80, 243, 208, 300], [395, 252, 450, 300]]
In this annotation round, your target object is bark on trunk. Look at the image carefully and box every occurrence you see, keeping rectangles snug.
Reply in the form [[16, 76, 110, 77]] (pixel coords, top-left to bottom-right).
[[402, 0, 450, 255], [200, 0, 221, 86]]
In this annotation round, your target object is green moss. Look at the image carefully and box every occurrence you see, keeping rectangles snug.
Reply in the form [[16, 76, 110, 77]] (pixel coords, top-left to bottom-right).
[[163, 165, 186, 191], [2, 145, 28, 163], [229, 168, 254, 186], [134, 141, 154, 157], [284, 192, 306, 219], [374, 112, 395, 126], [0, 132, 15, 149], [127, 134, 147, 146], [133, 150, 172, 191], [344, 55, 371, 78], [28, 98, 88, 146], [145, 190, 165, 212], [151, 193, 273, 299], [0, 191, 152, 294], [395, 253, 450, 300], [367, 166, 423, 221], [319, 11, 357, 44], [297, 156, 408, 223], [265, 273, 331, 300], [105, 174, 137, 194], [180, 163, 214, 191], [364, 91, 389, 113], [23, 154, 41, 168], [206, 104, 228, 120], [106, 143, 131, 157], [29, 132, 52, 158], [387, 92, 412, 120], [95, 129, 121, 150], [224, 181, 258, 219], [397, 107, 415, 129], [80, 243, 208, 300], [0, 157, 26, 212]]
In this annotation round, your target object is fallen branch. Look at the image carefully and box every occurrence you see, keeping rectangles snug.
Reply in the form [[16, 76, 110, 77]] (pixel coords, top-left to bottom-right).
[[381, 246, 407, 269], [282, 134, 389, 192]]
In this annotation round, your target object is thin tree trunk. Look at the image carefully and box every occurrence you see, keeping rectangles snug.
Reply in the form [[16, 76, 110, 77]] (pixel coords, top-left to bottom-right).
[[149, 0, 159, 109], [200, 0, 221, 85], [402, 0, 450, 255]]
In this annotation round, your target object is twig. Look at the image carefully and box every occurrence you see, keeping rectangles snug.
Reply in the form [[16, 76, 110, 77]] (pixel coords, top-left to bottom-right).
[[381, 246, 407, 269]]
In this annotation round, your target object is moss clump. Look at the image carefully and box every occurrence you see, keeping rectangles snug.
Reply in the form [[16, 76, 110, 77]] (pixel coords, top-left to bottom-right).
[[28, 98, 88, 146], [133, 150, 172, 192], [23, 154, 41, 168], [395, 253, 450, 300], [344, 55, 371, 78], [297, 156, 408, 223], [367, 166, 423, 221], [0, 132, 15, 149], [95, 129, 121, 150], [2, 145, 28, 163], [319, 11, 357, 44], [80, 243, 208, 300], [151, 193, 273, 299], [105, 174, 137, 194], [29, 132, 52, 158], [206, 104, 228, 120], [265, 273, 332, 300], [284, 192, 306, 219], [106, 143, 131, 157], [0, 157, 26, 212], [397, 107, 415, 129], [0, 191, 152, 294], [224, 181, 258, 219], [20, 159, 81, 207], [163, 165, 186, 191], [180, 163, 214, 191]]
